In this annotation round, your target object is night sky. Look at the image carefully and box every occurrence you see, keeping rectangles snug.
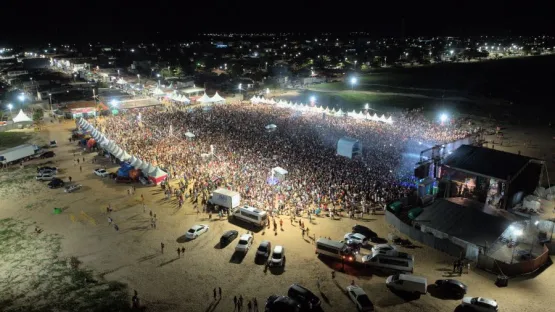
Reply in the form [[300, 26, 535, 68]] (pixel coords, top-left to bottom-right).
[[3, 0, 554, 43]]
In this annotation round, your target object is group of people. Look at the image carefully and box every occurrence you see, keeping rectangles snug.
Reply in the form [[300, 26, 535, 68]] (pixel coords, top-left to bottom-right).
[[100, 102, 474, 215]]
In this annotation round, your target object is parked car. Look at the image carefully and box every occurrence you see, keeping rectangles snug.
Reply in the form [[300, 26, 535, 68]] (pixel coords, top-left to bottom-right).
[[115, 176, 133, 184], [268, 245, 285, 267], [433, 279, 467, 298], [36, 173, 56, 181], [38, 169, 57, 175], [461, 297, 498, 312], [40, 151, 56, 159], [47, 178, 65, 189], [93, 168, 109, 177], [256, 240, 272, 259], [352, 225, 377, 239], [371, 244, 398, 256], [64, 184, 82, 193], [235, 233, 253, 253], [37, 166, 58, 173], [287, 284, 321, 310], [386, 274, 427, 295], [344, 233, 369, 246], [49, 140, 57, 147], [265, 295, 300, 312], [220, 230, 238, 246], [185, 224, 209, 240], [346, 285, 374, 312]]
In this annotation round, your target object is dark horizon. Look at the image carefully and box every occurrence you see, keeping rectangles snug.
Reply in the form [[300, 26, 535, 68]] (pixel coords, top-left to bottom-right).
[[2, 0, 554, 45]]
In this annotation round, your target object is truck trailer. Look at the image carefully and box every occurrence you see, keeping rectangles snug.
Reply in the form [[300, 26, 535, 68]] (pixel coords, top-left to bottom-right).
[[0, 144, 39, 165], [208, 188, 241, 209]]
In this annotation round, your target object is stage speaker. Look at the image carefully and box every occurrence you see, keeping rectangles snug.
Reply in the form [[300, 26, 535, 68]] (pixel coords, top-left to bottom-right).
[[414, 163, 431, 179]]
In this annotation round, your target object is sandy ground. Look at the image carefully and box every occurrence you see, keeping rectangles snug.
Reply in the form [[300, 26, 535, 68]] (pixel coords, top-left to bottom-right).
[[1, 118, 555, 312]]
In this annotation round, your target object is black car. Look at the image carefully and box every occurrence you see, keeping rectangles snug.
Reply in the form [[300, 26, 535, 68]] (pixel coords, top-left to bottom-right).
[[37, 166, 57, 172], [40, 151, 56, 159], [48, 178, 65, 189], [265, 295, 300, 312], [220, 230, 239, 246], [433, 279, 467, 298], [352, 225, 377, 239], [287, 284, 321, 310]]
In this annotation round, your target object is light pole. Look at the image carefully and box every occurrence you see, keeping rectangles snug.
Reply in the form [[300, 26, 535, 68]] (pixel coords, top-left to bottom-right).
[[18, 93, 25, 106], [350, 77, 357, 91], [354, 60, 357, 71], [137, 74, 141, 84], [157, 74, 161, 87]]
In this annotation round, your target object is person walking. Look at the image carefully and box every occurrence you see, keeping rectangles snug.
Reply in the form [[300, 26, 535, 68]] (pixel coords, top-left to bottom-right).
[[114, 224, 119, 232], [79, 166, 82, 173], [177, 248, 181, 258], [213, 288, 217, 300], [218, 287, 222, 299], [280, 219, 283, 229], [233, 296, 238, 309], [302, 228, 305, 237], [68, 176, 72, 183], [108, 217, 112, 225], [161, 242, 165, 254], [239, 295, 243, 309], [253, 298, 258, 310], [247, 300, 252, 311], [181, 247, 185, 255]]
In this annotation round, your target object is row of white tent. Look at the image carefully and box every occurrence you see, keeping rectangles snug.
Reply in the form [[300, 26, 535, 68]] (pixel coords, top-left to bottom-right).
[[77, 118, 167, 178], [250, 96, 393, 124], [197, 92, 226, 103], [152, 89, 226, 104]]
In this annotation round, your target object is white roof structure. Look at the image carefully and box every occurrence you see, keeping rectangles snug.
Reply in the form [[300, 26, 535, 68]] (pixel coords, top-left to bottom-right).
[[144, 163, 155, 176], [265, 124, 277, 130], [152, 88, 165, 96], [138, 161, 150, 171], [128, 156, 138, 165], [120, 151, 131, 161], [113, 148, 124, 159], [197, 93, 212, 103], [12, 110, 33, 123], [100, 139, 111, 147], [150, 167, 167, 178], [185, 132, 195, 138], [132, 158, 144, 169], [210, 92, 225, 103]]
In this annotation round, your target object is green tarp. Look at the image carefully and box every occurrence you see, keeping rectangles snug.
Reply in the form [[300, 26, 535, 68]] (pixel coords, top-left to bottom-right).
[[53, 208, 62, 214], [408, 207, 423, 220], [389, 201, 402, 213]]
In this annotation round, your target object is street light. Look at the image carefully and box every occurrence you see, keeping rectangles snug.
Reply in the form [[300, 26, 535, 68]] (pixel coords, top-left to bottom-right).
[[440, 113, 449, 124], [157, 74, 161, 87], [48, 93, 52, 112], [137, 74, 141, 84], [350, 77, 357, 91], [7, 103, 13, 116], [354, 60, 357, 70], [266, 88, 270, 95], [364, 103, 369, 110], [18, 93, 25, 102]]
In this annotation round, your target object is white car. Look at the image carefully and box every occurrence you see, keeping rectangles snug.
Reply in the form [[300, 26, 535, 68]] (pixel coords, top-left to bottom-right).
[[235, 233, 253, 253], [372, 244, 398, 256], [36, 173, 56, 181], [268, 245, 285, 267], [185, 224, 209, 239], [93, 168, 109, 177], [344, 233, 369, 246], [346, 285, 374, 312], [461, 297, 498, 312]]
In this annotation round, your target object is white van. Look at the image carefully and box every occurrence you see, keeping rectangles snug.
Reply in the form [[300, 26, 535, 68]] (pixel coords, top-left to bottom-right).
[[386, 274, 427, 295], [315, 238, 356, 262], [231, 206, 268, 227], [362, 253, 414, 273]]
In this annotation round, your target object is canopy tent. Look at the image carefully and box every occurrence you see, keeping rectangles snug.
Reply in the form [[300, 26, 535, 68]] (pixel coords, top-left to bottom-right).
[[100, 139, 111, 147], [128, 156, 138, 166], [144, 163, 155, 176], [138, 161, 150, 171], [148, 167, 168, 185], [116, 78, 126, 85], [210, 92, 225, 103], [78, 118, 86, 126], [250, 95, 259, 102], [197, 93, 212, 103], [113, 148, 124, 159], [12, 109, 33, 122], [120, 151, 131, 161], [185, 132, 195, 138], [152, 88, 165, 96], [132, 158, 144, 169], [337, 137, 362, 159], [271, 167, 288, 180]]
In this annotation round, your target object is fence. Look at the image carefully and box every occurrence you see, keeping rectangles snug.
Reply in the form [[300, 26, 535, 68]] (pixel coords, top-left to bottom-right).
[[477, 245, 550, 276], [385, 210, 463, 258]]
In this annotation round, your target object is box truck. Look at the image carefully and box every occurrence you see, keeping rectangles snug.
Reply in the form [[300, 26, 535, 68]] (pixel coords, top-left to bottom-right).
[[208, 188, 241, 209], [0, 144, 38, 165]]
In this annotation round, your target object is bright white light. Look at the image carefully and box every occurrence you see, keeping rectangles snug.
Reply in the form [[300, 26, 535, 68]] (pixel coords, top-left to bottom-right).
[[535, 221, 540, 225], [514, 229, 523, 237], [418, 141, 422, 145], [440, 113, 448, 122], [266, 88, 270, 94], [110, 99, 119, 106], [18, 94, 25, 102], [238, 83, 242, 90], [310, 96, 316, 102], [7, 103, 13, 110], [450, 50, 454, 55], [351, 77, 357, 84], [364, 103, 369, 109]]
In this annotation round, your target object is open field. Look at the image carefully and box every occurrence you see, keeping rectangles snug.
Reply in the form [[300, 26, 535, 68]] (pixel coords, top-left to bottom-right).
[[0, 131, 35, 149], [0, 119, 555, 311]]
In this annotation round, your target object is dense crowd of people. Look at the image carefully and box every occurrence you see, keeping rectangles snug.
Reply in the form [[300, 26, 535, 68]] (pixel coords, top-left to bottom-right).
[[101, 103, 474, 213]]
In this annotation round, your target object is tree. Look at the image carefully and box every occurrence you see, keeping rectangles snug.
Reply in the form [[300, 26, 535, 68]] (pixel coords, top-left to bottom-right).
[[33, 108, 43, 122], [160, 68, 172, 78], [174, 66, 183, 77]]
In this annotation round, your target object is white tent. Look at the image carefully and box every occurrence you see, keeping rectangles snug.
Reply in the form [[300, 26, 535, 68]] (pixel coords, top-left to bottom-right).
[[78, 118, 86, 126], [12, 110, 33, 122], [152, 88, 165, 96], [180, 95, 190, 103], [265, 124, 277, 130], [128, 156, 138, 166], [132, 158, 144, 169], [210, 92, 225, 103], [250, 95, 258, 102], [150, 167, 167, 178], [138, 161, 150, 171], [185, 132, 195, 138], [116, 78, 126, 85], [144, 163, 155, 176], [113, 148, 124, 159], [120, 151, 131, 161], [197, 93, 212, 103]]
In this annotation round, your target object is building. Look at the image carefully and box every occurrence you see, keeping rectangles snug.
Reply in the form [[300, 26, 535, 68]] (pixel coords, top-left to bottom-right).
[[61, 101, 102, 119]]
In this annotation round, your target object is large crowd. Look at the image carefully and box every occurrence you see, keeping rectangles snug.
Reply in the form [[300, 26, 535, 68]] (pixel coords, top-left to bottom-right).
[[101, 103, 474, 214]]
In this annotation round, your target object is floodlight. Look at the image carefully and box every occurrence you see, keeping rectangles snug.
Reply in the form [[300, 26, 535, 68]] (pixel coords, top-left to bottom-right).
[[310, 96, 316, 102], [351, 77, 357, 84], [7, 103, 13, 110], [440, 113, 448, 122]]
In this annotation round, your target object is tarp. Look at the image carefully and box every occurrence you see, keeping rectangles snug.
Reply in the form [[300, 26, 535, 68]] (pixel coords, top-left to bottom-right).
[[197, 93, 212, 103], [13, 109, 33, 122]]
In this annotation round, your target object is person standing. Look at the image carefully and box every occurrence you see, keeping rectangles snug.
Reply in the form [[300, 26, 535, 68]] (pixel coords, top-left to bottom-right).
[[161, 242, 165, 254], [177, 248, 181, 258], [181, 247, 185, 255], [213, 288, 217, 300], [233, 296, 237, 309]]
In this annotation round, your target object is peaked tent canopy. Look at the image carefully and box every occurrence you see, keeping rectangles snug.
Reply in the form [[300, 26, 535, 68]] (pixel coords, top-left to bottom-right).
[[12, 110, 33, 122], [197, 93, 212, 103], [210, 92, 225, 102], [120, 151, 131, 161]]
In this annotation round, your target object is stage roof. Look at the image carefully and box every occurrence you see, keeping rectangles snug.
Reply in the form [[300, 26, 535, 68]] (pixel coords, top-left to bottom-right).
[[415, 197, 518, 247], [442, 145, 533, 181]]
